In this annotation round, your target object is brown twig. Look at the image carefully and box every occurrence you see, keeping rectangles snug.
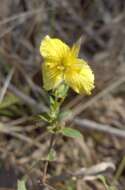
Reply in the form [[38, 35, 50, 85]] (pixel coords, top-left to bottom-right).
[[49, 162, 115, 184], [0, 7, 43, 26], [74, 118, 125, 138], [1, 79, 48, 113], [0, 67, 15, 103]]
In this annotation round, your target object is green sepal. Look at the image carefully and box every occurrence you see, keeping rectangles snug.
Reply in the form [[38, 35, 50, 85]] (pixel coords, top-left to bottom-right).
[[17, 179, 27, 190], [54, 83, 69, 98], [49, 96, 60, 119]]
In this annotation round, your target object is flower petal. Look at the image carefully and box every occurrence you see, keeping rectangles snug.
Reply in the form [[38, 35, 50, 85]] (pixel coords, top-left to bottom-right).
[[64, 59, 94, 94], [40, 35, 70, 62], [71, 37, 82, 57], [42, 62, 63, 91]]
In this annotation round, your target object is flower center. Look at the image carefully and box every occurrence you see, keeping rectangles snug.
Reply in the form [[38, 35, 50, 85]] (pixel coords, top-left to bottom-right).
[[57, 65, 65, 71], [57, 54, 74, 72]]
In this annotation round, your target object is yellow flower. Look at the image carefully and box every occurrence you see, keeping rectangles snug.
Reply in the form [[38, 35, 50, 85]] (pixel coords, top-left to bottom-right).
[[40, 35, 94, 94]]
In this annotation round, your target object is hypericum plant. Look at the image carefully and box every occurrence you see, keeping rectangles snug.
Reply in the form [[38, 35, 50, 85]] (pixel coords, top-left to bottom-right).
[[39, 35, 95, 184]]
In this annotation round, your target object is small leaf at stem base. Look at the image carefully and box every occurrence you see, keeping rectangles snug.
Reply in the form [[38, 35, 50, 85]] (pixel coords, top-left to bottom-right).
[[47, 149, 56, 161], [61, 127, 82, 138]]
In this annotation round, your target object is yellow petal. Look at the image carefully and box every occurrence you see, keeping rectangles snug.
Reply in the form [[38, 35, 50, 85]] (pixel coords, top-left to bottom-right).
[[64, 59, 94, 94], [40, 35, 70, 62], [42, 62, 63, 91], [71, 36, 82, 57]]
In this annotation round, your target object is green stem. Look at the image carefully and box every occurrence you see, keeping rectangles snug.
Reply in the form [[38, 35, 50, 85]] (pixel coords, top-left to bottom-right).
[[42, 91, 67, 184], [112, 155, 125, 184], [42, 133, 56, 184]]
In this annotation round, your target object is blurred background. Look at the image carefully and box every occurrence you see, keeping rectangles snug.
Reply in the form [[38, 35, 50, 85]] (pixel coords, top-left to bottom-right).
[[0, 0, 125, 189]]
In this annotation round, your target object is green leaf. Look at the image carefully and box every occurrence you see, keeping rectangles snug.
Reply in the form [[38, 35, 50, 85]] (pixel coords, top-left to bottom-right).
[[38, 113, 51, 123], [17, 180, 27, 190], [61, 127, 82, 138], [47, 149, 56, 161]]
